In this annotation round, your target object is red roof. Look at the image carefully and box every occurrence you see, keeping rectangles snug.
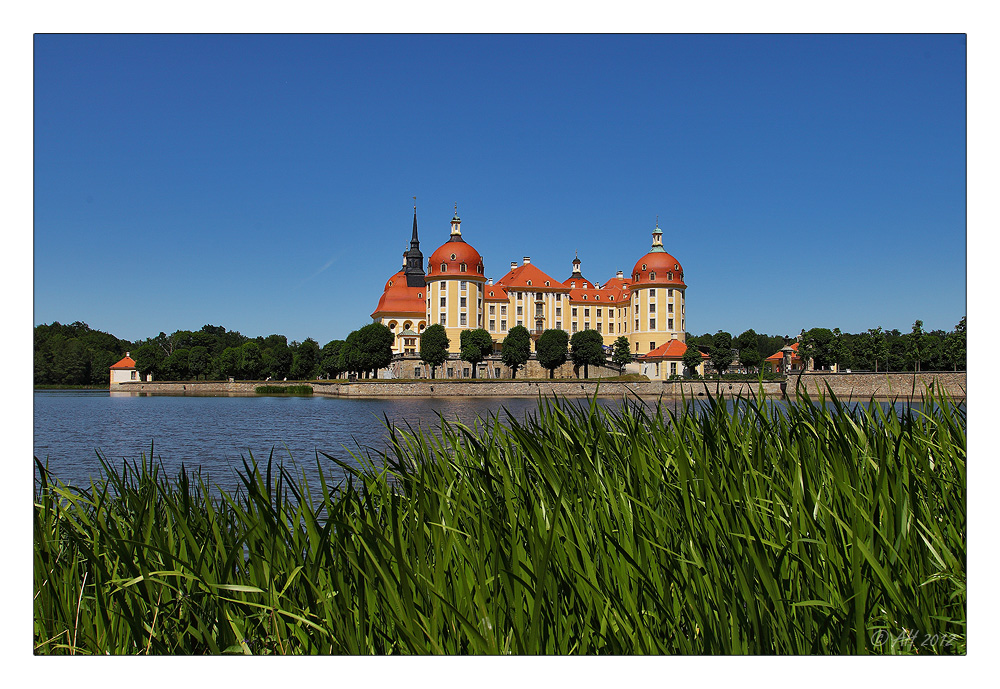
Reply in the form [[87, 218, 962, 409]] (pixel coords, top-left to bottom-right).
[[631, 250, 686, 289], [110, 355, 136, 370], [765, 342, 799, 361], [426, 237, 485, 279], [640, 340, 707, 360], [495, 262, 564, 291], [371, 270, 426, 318], [484, 284, 510, 302]]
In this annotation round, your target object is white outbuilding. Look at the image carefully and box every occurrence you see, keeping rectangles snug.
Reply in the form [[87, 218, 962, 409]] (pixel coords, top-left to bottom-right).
[[109, 352, 140, 385]]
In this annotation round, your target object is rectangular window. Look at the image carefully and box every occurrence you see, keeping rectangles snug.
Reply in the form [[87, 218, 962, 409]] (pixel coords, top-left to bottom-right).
[[447, 367, 454, 378], [517, 305, 523, 315], [597, 308, 602, 317], [517, 292, 523, 300], [597, 323, 602, 333], [585, 323, 590, 330], [649, 303, 656, 313], [650, 341, 655, 351], [668, 318, 674, 329], [501, 305, 507, 316], [495, 367, 501, 378], [500, 320, 507, 330], [517, 319, 523, 327], [489, 319, 496, 330], [635, 342, 639, 352], [461, 281, 467, 291], [440, 314, 447, 326], [649, 289, 655, 297], [572, 322, 578, 332], [555, 307, 561, 316], [584, 308, 590, 318], [572, 307, 578, 317], [635, 319, 640, 330], [460, 297, 467, 308], [460, 313, 467, 326], [440, 297, 446, 307], [668, 289, 673, 297], [656, 362, 660, 377], [649, 318, 656, 329], [634, 303, 639, 314], [555, 294, 561, 302], [670, 362, 677, 376], [489, 305, 495, 315], [668, 303, 673, 313], [415, 367, 421, 377], [463, 368, 470, 378]]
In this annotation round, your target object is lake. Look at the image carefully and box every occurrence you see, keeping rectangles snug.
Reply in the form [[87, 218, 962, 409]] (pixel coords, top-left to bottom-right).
[[33, 390, 645, 493]]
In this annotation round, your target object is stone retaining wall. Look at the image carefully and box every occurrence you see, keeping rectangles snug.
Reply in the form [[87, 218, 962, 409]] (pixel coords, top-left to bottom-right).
[[783, 371, 966, 400], [112, 372, 965, 400]]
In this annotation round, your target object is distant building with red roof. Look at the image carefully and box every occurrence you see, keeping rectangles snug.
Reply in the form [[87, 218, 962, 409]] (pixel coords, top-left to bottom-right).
[[639, 339, 708, 379], [764, 341, 804, 373], [109, 352, 139, 384]]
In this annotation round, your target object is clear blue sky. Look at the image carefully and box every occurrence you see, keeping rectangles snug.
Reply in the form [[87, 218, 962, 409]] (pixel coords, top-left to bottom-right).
[[33, 34, 967, 344]]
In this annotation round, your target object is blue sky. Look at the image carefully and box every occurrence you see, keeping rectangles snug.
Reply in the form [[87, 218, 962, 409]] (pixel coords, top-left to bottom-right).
[[33, 34, 967, 344]]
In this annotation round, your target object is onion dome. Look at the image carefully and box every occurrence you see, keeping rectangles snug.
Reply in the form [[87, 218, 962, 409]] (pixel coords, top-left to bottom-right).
[[426, 210, 486, 279], [631, 221, 686, 288], [372, 270, 426, 318]]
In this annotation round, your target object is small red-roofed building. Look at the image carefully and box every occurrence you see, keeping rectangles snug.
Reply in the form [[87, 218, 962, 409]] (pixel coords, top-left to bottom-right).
[[109, 352, 139, 385], [639, 339, 707, 379], [764, 342, 803, 373]]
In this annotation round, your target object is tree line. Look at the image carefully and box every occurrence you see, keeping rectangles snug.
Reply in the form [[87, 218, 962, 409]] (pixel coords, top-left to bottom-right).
[[685, 317, 966, 376]]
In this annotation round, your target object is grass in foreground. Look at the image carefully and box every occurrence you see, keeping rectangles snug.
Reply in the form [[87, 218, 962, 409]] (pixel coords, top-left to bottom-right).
[[33, 387, 965, 654]]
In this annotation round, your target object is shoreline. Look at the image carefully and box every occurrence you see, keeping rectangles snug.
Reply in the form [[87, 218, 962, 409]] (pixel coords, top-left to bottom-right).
[[99, 371, 967, 401]]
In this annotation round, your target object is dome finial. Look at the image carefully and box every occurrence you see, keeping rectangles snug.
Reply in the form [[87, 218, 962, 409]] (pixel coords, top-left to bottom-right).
[[650, 218, 665, 252]]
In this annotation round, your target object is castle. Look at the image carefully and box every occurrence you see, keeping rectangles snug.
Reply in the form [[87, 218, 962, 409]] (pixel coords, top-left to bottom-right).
[[371, 206, 697, 378]]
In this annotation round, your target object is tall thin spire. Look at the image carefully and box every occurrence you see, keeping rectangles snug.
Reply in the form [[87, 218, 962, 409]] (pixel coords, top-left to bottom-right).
[[404, 200, 425, 287]]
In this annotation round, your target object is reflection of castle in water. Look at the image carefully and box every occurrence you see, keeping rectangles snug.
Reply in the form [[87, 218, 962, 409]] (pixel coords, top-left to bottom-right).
[[372, 207, 700, 378]]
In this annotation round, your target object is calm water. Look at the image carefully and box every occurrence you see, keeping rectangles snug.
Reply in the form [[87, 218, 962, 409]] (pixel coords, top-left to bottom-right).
[[33, 390, 638, 492]]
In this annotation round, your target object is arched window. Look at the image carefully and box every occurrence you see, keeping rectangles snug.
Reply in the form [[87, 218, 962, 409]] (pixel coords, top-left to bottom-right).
[[388, 280, 393, 287], [649, 272, 655, 280], [441, 264, 447, 272], [668, 272, 673, 281], [461, 263, 467, 272], [641, 264, 647, 271], [545, 281, 550, 286], [526, 280, 532, 286]]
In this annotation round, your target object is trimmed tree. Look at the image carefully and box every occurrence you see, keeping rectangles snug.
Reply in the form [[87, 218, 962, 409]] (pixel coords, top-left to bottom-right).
[[611, 335, 633, 373], [460, 328, 494, 379], [682, 343, 704, 378], [320, 340, 345, 379], [536, 328, 569, 379], [420, 324, 450, 379], [570, 329, 606, 379], [357, 323, 394, 378], [338, 330, 366, 379], [501, 325, 532, 379], [709, 330, 733, 377]]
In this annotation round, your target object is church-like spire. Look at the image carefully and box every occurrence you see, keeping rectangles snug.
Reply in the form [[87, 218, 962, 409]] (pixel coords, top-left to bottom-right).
[[449, 202, 463, 241], [404, 199, 425, 287]]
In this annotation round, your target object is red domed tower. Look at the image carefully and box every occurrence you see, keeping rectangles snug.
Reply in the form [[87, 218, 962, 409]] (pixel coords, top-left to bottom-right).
[[371, 208, 428, 354], [424, 206, 488, 352], [628, 220, 687, 356]]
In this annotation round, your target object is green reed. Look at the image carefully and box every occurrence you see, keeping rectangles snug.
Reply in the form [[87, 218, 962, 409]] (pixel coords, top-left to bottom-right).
[[33, 386, 965, 654]]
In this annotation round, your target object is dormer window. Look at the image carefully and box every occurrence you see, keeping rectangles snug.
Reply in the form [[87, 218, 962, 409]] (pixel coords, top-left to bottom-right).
[[441, 263, 447, 272], [571, 281, 576, 288], [478, 265, 484, 274], [674, 264, 679, 270], [526, 280, 532, 286], [596, 295, 600, 300], [649, 272, 655, 280], [460, 262, 467, 272], [451, 253, 457, 260], [642, 264, 647, 271], [668, 272, 673, 281], [388, 280, 393, 287], [583, 295, 587, 300], [545, 281, 550, 286], [417, 293, 422, 298]]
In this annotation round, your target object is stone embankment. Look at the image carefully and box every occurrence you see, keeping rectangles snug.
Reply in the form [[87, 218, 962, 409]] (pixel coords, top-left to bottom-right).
[[112, 372, 965, 400]]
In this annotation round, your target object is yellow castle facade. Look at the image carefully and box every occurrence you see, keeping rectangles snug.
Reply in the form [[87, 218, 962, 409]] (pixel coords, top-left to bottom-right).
[[371, 208, 688, 360]]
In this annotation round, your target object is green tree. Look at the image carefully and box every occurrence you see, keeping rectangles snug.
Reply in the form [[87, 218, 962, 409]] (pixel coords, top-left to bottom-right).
[[945, 316, 966, 371], [51, 338, 90, 385], [797, 328, 837, 371], [500, 326, 531, 379], [908, 319, 926, 372], [738, 346, 762, 374], [570, 329, 605, 379], [460, 329, 494, 379], [611, 335, 632, 373], [682, 343, 704, 377], [535, 329, 569, 379], [239, 341, 265, 380], [356, 323, 394, 378], [161, 348, 190, 380], [419, 324, 450, 379], [709, 330, 733, 376], [290, 338, 321, 379], [188, 346, 210, 380], [133, 343, 164, 381], [338, 331, 366, 379], [321, 340, 345, 379], [216, 346, 241, 379]]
